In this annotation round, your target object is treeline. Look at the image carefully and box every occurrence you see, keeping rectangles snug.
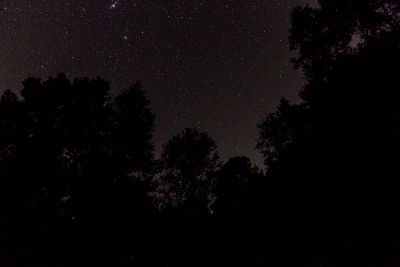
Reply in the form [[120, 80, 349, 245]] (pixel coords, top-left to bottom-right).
[[0, 0, 400, 266]]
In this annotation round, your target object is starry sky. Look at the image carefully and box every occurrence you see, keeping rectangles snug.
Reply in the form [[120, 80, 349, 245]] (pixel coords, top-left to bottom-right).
[[0, 0, 316, 166]]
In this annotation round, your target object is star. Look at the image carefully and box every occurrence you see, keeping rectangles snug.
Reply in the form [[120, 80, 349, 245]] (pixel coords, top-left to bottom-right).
[[0, 0, 315, 167], [110, 0, 119, 10]]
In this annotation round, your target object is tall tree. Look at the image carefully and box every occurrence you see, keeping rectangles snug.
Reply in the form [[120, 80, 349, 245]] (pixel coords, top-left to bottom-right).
[[258, 0, 400, 265], [150, 128, 219, 214], [0, 74, 155, 266]]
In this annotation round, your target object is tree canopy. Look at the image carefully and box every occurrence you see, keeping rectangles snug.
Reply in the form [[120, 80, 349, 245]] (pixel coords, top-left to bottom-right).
[[257, 0, 400, 265], [0, 0, 399, 266]]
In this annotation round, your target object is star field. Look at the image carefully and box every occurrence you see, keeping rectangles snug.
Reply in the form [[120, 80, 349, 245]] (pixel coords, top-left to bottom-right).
[[0, 0, 316, 166]]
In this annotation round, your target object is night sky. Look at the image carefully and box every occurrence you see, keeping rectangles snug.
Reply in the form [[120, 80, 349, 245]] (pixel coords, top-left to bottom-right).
[[0, 0, 316, 166]]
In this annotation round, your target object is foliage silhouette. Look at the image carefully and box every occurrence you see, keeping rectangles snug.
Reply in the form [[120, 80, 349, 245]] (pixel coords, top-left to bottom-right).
[[258, 0, 400, 265], [150, 127, 219, 214], [0, 0, 399, 266], [0, 74, 155, 266], [213, 156, 264, 217]]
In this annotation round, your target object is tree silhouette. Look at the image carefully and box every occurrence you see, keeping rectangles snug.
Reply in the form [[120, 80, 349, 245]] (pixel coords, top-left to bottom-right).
[[0, 1, 399, 266], [258, 0, 400, 265], [290, 0, 400, 103], [150, 128, 219, 214], [214, 156, 264, 217], [0, 74, 155, 266]]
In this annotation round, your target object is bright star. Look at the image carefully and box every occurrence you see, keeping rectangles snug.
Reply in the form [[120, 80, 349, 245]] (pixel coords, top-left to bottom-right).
[[110, 0, 119, 10]]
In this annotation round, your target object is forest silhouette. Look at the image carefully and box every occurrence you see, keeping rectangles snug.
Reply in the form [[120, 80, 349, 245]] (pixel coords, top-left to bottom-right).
[[0, 0, 399, 266]]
